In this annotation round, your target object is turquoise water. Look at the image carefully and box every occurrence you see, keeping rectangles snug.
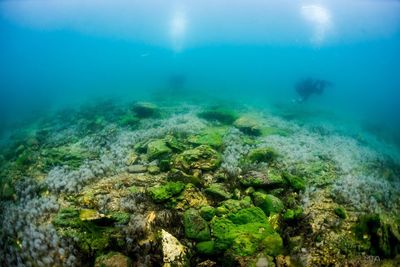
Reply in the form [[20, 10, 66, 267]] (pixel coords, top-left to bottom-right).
[[1, 1, 400, 129], [1, 1, 400, 266]]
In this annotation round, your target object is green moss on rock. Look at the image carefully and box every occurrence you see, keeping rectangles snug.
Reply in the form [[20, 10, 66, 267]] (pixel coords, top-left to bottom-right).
[[132, 102, 158, 118], [200, 206, 216, 221], [283, 173, 306, 191], [148, 181, 185, 203], [173, 145, 221, 172], [183, 208, 211, 241], [247, 147, 279, 163], [210, 207, 283, 257], [147, 139, 172, 161], [188, 128, 226, 148], [196, 240, 216, 255], [198, 108, 238, 124], [252, 192, 284, 216], [233, 116, 262, 136], [334, 207, 347, 219], [204, 183, 232, 200]]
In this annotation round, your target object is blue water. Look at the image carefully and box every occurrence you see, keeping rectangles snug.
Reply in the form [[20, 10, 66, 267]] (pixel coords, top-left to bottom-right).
[[1, 0, 400, 142]]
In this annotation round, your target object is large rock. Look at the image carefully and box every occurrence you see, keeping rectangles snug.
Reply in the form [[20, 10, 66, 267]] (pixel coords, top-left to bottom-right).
[[148, 182, 185, 203], [240, 170, 284, 188], [234, 116, 262, 136], [173, 145, 221, 172], [209, 207, 283, 258], [252, 192, 284, 216], [132, 102, 158, 118], [188, 128, 226, 148], [198, 108, 238, 124], [183, 208, 211, 241], [147, 139, 172, 161], [95, 252, 132, 267], [160, 229, 189, 267]]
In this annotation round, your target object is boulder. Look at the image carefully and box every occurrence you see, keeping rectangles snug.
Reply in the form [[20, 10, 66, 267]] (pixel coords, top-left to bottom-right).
[[160, 229, 189, 267]]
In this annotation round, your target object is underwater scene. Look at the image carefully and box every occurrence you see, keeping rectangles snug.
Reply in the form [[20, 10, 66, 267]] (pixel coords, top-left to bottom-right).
[[1, 1, 400, 266]]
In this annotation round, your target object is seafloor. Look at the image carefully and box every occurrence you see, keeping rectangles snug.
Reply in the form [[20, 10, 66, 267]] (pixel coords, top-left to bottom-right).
[[0, 98, 399, 267]]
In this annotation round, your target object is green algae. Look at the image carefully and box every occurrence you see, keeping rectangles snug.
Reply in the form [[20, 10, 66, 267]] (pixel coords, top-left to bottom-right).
[[283, 172, 306, 191], [148, 181, 185, 203], [188, 127, 226, 148], [183, 208, 211, 241], [205, 183, 232, 200], [247, 147, 279, 163], [198, 108, 238, 124], [52, 208, 122, 255], [200, 205, 216, 221], [334, 207, 347, 219], [173, 145, 221, 171], [196, 240, 216, 255], [147, 139, 172, 161], [210, 207, 282, 257], [233, 116, 263, 136], [131, 102, 158, 118], [252, 192, 284, 216]]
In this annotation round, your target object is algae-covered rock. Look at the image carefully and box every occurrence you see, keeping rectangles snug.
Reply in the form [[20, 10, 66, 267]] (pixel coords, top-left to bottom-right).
[[283, 207, 303, 221], [217, 197, 253, 215], [200, 206, 216, 221], [234, 116, 262, 136], [355, 214, 400, 257], [210, 207, 283, 257], [173, 145, 221, 172], [205, 183, 232, 200], [240, 170, 284, 188], [183, 208, 211, 241], [53, 208, 119, 254], [174, 183, 209, 210], [252, 192, 284, 216], [247, 147, 279, 163], [198, 108, 238, 124], [188, 128, 225, 148], [283, 172, 306, 191], [0, 178, 15, 200], [160, 229, 189, 267], [127, 164, 147, 173], [147, 165, 160, 174], [147, 139, 172, 161], [132, 102, 158, 118], [196, 240, 216, 255], [334, 207, 347, 219], [148, 181, 185, 203], [95, 252, 132, 267]]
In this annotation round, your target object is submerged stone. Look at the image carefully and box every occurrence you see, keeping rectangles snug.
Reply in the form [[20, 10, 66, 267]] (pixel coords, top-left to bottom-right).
[[188, 128, 226, 148], [173, 145, 221, 172], [198, 108, 238, 124], [233, 116, 262, 136], [252, 192, 284, 216], [334, 207, 347, 219], [355, 214, 400, 257], [94, 252, 132, 267], [240, 170, 284, 188], [132, 102, 158, 118], [283, 173, 306, 191], [127, 164, 147, 173], [210, 207, 283, 257], [196, 240, 216, 255], [205, 183, 232, 200], [183, 208, 211, 241], [160, 229, 189, 267], [200, 205, 216, 221], [148, 181, 185, 203], [147, 139, 172, 161], [247, 147, 279, 163]]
